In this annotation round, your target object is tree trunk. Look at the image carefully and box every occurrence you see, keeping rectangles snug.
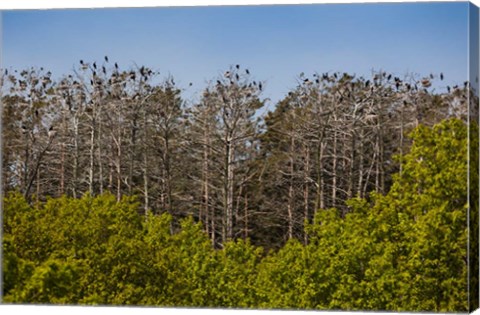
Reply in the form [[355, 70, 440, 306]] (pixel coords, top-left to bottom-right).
[[287, 135, 295, 240], [89, 118, 95, 195], [225, 136, 235, 241], [303, 144, 310, 244]]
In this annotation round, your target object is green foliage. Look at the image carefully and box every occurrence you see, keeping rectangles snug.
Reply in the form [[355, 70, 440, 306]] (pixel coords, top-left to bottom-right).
[[2, 119, 470, 311]]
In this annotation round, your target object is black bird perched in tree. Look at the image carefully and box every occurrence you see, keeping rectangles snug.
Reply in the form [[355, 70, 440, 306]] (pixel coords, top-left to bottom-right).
[[115, 62, 118, 69], [315, 79, 319, 84], [217, 80, 221, 85], [430, 73, 434, 79], [236, 64, 240, 69], [93, 62, 97, 70], [440, 73, 444, 80], [365, 80, 370, 87], [259, 82, 263, 91], [105, 56, 109, 62], [447, 86, 451, 93], [102, 66, 106, 74], [387, 74, 392, 80], [189, 82, 193, 86], [395, 82, 400, 90], [35, 109, 39, 117], [80, 60, 84, 65], [304, 78, 309, 83], [333, 73, 338, 79], [245, 69, 250, 75], [90, 79, 94, 85], [236, 74, 239, 81], [140, 66, 145, 76], [4, 69, 7, 75]]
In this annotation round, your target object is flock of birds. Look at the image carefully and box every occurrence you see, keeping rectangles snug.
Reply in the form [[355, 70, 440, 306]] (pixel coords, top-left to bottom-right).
[[6, 55, 473, 141]]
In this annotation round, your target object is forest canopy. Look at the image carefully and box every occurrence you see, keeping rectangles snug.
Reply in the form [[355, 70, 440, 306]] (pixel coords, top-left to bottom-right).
[[1, 61, 477, 311]]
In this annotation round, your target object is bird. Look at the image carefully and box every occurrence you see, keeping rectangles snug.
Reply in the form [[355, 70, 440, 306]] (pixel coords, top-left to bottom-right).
[[236, 74, 240, 81], [140, 66, 145, 76], [189, 82, 193, 86], [447, 86, 451, 93], [93, 62, 97, 69], [80, 60, 84, 65], [236, 64, 240, 69], [224, 71, 231, 78], [387, 74, 392, 80], [47, 126, 56, 138], [245, 69, 250, 75], [365, 80, 370, 87], [259, 82, 263, 91], [440, 73, 444, 80], [102, 66, 106, 74], [115, 62, 119, 69], [105, 56, 109, 62]]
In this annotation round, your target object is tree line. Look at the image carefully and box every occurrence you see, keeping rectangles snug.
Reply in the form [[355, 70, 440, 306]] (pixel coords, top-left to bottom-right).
[[1, 59, 473, 249]]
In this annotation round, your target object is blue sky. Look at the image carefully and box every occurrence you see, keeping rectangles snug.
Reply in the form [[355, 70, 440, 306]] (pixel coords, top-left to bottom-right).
[[1, 2, 470, 109]]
